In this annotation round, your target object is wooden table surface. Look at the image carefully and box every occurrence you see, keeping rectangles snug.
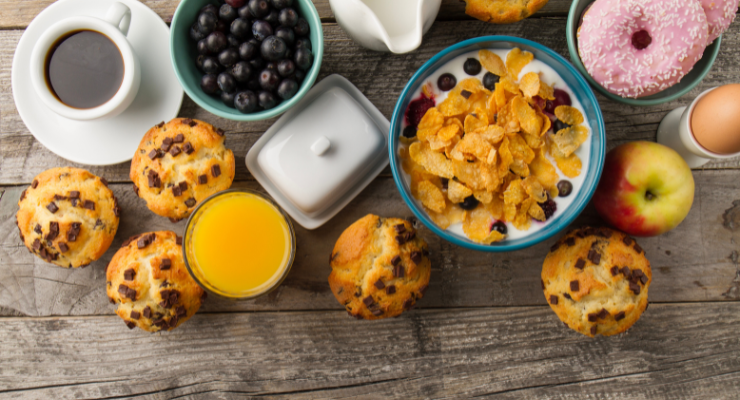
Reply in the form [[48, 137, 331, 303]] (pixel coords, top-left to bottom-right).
[[2, 0, 740, 398]]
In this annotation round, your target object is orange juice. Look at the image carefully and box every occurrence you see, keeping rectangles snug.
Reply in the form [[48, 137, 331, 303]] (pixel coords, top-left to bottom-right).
[[184, 190, 294, 298]]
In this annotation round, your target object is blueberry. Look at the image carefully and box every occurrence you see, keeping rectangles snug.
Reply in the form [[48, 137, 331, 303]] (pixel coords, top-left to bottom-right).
[[234, 90, 259, 113], [293, 47, 313, 71], [294, 68, 305, 83], [230, 18, 251, 39], [295, 37, 311, 50], [219, 4, 239, 22], [482, 72, 499, 91], [539, 198, 557, 220], [202, 56, 221, 74], [217, 72, 238, 93], [265, 9, 280, 26], [252, 20, 273, 41], [278, 8, 298, 27], [246, 78, 261, 91], [293, 17, 310, 36], [206, 31, 228, 53], [557, 180, 573, 197], [221, 90, 236, 107], [227, 34, 241, 48], [437, 73, 456, 91], [201, 74, 219, 95], [271, 0, 293, 9], [195, 54, 206, 72], [277, 79, 298, 100], [200, 4, 219, 15], [248, 0, 271, 19], [237, 5, 253, 19], [249, 56, 265, 70], [283, 47, 293, 60], [459, 195, 479, 210], [231, 61, 253, 82], [490, 221, 507, 235], [260, 35, 287, 61], [190, 24, 207, 41], [463, 58, 481, 75], [239, 39, 259, 60], [197, 12, 218, 34], [258, 68, 281, 92], [277, 59, 296, 77], [197, 39, 210, 55], [225, 0, 247, 8], [218, 48, 240, 67], [553, 119, 570, 132], [258, 90, 278, 109], [402, 126, 417, 138], [274, 26, 295, 46]]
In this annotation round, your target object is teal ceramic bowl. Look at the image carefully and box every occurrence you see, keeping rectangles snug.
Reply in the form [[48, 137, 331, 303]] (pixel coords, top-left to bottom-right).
[[390, 36, 606, 253], [171, 0, 324, 121], [566, 0, 721, 106]]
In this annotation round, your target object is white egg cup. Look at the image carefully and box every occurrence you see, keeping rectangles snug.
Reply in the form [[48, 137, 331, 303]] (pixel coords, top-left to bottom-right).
[[657, 87, 740, 168]]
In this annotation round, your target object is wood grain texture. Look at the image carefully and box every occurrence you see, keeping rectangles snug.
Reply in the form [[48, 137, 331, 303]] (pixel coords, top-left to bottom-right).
[[2, 169, 740, 317], [0, 303, 738, 398]]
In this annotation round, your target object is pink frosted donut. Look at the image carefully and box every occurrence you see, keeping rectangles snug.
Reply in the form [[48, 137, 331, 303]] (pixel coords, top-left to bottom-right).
[[578, 0, 709, 98], [700, 0, 739, 43]]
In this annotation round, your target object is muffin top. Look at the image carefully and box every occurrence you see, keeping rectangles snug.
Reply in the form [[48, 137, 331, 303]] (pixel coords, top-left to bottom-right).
[[542, 226, 651, 337], [16, 167, 119, 268], [464, 0, 550, 24], [130, 118, 235, 221], [329, 214, 431, 320]]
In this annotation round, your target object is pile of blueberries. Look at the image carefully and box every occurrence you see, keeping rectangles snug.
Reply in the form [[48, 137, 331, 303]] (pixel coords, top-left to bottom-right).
[[190, 0, 313, 113]]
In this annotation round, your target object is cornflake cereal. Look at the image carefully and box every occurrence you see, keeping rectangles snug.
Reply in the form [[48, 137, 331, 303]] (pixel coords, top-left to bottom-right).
[[399, 48, 590, 244]]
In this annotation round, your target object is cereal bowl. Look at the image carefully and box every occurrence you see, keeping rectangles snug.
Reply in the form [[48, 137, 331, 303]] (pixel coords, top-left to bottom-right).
[[389, 36, 606, 252]]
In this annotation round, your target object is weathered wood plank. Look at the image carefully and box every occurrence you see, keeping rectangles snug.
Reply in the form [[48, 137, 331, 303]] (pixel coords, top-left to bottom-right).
[[2, 19, 740, 184], [0, 303, 738, 398], [1, 169, 739, 317]]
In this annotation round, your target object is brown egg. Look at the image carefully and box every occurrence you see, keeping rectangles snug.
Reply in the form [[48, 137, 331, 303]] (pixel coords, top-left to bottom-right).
[[691, 84, 740, 154]]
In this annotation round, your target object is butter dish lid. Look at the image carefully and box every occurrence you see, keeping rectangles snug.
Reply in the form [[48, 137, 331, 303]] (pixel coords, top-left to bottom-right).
[[246, 74, 389, 230]]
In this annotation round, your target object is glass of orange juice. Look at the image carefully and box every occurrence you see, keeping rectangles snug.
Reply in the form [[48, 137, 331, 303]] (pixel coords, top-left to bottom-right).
[[183, 189, 296, 299]]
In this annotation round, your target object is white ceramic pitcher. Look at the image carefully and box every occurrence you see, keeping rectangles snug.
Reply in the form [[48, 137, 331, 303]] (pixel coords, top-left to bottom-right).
[[329, 0, 441, 54]]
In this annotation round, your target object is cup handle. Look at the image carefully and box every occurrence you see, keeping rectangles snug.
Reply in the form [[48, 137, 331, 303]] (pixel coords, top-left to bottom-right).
[[104, 2, 132, 36]]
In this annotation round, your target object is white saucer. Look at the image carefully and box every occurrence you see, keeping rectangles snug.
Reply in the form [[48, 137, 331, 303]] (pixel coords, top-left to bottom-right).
[[11, 0, 183, 166]]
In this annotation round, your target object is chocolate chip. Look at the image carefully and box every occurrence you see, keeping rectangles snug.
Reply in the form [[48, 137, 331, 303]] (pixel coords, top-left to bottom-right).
[[393, 265, 405, 278], [20, 189, 27, 201], [215, 128, 225, 136], [541, 280, 545, 290], [160, 258, 171, 271], [633, 243, 643, 254], [363, 296, 374, 307], [57, 242, 68, 253], [549, 295, 558, 305], [173, 134, 185, 143], [590, 325, 597, 335], [598, 308, 609, 319], [126, 321, 136, 329], [143, 306, 152, 319], [587, 249, 601, 265], [156, 121, 165, 128], [172, 186, 182, 197], [149, 149, 161, 160], [615, 311, 625, 321], [160, 280, 170, 288], [422, 247, 429, 257], [181, 118, 193, 125], [391, 255, 401, 267], [623, 236, 633, 246], [49, 221, 59, 233], [403, 299, 414, 310], [419, 284, 428, 296], [575, 258, 585, 270], [588, 313, 597, 322], [185, 198, 196, 207], [405, 231, 416, 242], [395, 235, 406, 245], [169, 146, 181, 157], [611, 266, 619, 276], [410, 251, 422, 265], [114, 204, 120, 217], [32, 180, 38, 189], [153, 318, 166, 328], [178, 181, 188, 192], [34, 224, 42, 234], [83, 200, 95, 210], [621, 266, 631, 277], [176, 306, 187, 317], [198, 175, 207, 185], [147, 170, 161, 188], [64, 191, 78, 200], [47, 202, 58, 213], [640, 275, 648, 285], [53, 194, 66, 201], [211, 164, 221, 178], [118, 284, 136, 300], [183, 142, 194, 154], [371, 308, 383, 316], [550, 242, 561, 252], [130, 310, 141, 320], [570, 280, 579, 292], [160, 141, 172, 152], [576, 230, 587, 238], [124, 268, 135, 281], [596, 229, 612, 238], [629, 282, 641, 295], [374, 279, 385, 290], [188, 119, 197, 127], [386, 285, 396, 295], [94, 219, 102, 228], [461, 89, 472, 99], [176, 236, 182, 246], [632, 269, 644, 278], [563, 293, 572, 300], [394, 224, 406, 233], [133, 184, 139, 196], [162, 137, 173, 146], [159, 289, 180, 308], [136, 233, 156, 249]]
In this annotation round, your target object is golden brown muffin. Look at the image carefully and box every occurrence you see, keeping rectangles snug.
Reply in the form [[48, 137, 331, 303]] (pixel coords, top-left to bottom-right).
[[106, 231, 205, 332], [130, 118, 235, 221], [16, 167, 119, 268], [329, 214, 431, 320], [464, 0, 549, 24], [542, 227, 651, 337]]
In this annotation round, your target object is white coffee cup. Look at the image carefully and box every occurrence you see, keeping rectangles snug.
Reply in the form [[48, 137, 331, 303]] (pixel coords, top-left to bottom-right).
[[29, 2, 141, 121]]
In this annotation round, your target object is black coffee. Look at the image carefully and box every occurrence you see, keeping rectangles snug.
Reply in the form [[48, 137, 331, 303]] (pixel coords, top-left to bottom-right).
[[45, 30, 124, 109]]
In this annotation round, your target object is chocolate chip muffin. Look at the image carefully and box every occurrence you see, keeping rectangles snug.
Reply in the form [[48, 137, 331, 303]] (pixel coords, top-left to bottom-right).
[[542, 227, 651, 337], [15, 167, 120, 268], [130, 118, 235, 221], [107, 231, 205, 332], [329, 214, 431, 320], [464, 0, 549, 24]]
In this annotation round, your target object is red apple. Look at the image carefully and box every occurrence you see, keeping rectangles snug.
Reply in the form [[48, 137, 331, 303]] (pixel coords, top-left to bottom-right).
[[593, 141, 694, 236]]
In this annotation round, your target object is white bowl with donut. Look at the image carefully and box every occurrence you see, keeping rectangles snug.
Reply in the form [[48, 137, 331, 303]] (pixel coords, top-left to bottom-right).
[[566, 0, 735, 106]]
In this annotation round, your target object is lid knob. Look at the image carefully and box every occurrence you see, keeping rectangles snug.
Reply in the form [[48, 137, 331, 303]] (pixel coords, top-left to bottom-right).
[[310, 136, 331, 156]]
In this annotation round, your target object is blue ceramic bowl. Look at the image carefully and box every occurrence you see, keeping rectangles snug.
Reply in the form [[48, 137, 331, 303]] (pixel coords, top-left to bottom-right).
[[170, 0, 324, 121], [389, 36, 606, 252]]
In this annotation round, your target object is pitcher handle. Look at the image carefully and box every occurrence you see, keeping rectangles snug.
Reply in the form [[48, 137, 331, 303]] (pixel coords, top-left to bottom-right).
[[104, 2, 132, 36]]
